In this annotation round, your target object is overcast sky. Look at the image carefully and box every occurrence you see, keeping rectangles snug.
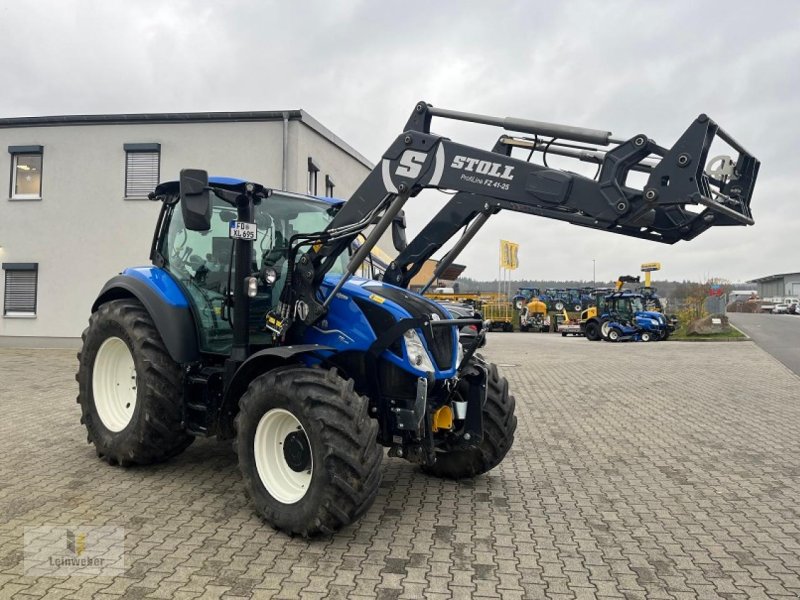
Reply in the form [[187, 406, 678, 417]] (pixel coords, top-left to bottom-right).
[[1, 1, 797, 282]]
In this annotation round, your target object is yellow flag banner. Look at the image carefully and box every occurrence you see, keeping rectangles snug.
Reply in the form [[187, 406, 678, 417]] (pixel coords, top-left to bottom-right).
[[499, 240, 519, 270]]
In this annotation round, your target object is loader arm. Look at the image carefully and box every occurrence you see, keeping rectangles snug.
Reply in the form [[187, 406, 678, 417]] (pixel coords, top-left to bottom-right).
[[278, 101, 758, 331], [381, 104, 758, 289]]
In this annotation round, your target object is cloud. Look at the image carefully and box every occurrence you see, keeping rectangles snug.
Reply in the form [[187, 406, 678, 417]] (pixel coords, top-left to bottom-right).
[[1, 0, 797, 281]]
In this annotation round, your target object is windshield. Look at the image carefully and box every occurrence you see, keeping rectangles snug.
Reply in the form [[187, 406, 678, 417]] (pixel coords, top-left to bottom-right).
[[161, 191, 348, 354], [630, 297, 644, 313], [256, 193, 347, 280]]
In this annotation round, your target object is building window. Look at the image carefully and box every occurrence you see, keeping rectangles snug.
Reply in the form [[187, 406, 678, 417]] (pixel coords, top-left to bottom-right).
[[3, 263, 38, 317], [9, 145, 43, 200], [307, 157, 319, 195], [325, 174, 335, 197], [124, 143, 161, 198]]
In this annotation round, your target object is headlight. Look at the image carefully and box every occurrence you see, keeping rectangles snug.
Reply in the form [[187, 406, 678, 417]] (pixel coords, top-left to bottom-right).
[[403, 329, 435, 373]]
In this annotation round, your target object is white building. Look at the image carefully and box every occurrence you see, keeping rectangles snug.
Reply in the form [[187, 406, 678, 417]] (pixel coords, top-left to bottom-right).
[[749, 272, 800, 300], [0, 111, 373, 347]]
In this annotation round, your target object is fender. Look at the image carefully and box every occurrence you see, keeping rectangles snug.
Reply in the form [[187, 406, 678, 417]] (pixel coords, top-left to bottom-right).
[[92, 271, 199, 363], [218, 344, 334, 438]]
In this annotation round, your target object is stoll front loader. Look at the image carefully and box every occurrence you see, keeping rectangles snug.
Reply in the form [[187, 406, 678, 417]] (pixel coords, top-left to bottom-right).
[[77, 101, 758, 535]]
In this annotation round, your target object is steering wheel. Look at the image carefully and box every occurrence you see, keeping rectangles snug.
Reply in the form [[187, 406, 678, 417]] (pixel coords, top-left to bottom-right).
[[188, 254, 205, 270]]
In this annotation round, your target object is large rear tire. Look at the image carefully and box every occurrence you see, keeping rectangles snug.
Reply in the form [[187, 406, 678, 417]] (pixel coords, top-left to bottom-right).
[[423, 361, 516, 479], [584, 320, 601, 341], [236, 367, 382, 536], [76, 299, 193, 466]]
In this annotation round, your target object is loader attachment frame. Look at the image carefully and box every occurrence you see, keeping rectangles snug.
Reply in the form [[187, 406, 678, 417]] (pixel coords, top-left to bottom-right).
[[275, 101, 758, 330]]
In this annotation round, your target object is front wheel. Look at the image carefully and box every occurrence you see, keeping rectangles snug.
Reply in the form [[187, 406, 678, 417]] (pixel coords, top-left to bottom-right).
[[423, 361, 517, 479], [236, 367, 382, 536], [607, 328, 621, 342], [641, 331, 652, 342], [600, 318, 613, 341]]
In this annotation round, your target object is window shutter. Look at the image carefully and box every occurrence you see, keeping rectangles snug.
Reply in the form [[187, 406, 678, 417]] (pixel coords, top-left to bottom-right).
[[4, 268, 38, 314], [125, 151, 160, 197]]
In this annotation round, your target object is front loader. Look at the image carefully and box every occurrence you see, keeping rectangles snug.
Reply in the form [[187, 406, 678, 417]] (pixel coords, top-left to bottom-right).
[[76, 101, 758, 536]]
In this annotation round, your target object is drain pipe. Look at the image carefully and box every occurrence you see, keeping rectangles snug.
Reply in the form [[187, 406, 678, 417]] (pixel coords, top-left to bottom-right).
[[281, 112, 289, 191]]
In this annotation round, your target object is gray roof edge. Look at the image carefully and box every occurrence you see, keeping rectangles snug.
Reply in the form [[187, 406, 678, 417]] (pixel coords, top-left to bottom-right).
[[297, 110, 374, 169], [0, 110, 303, 128], [0, 109, 375, 170], [747, 272, 800, 283]]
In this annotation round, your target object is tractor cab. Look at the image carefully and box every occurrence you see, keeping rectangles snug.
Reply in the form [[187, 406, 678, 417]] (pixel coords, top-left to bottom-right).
[[151, 177, 349, 354], [604, 291, 644, 322]]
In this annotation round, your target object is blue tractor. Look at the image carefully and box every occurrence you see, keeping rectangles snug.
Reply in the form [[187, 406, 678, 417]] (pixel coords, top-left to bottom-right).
[[511, 287, 542, 309], [599, 291, 669, 342], [76, 102, 758, 535]]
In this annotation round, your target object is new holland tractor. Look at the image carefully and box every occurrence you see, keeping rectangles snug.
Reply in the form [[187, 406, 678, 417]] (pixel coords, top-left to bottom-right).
[[598, 291, 669, 342], [76, 101, 758, 535]]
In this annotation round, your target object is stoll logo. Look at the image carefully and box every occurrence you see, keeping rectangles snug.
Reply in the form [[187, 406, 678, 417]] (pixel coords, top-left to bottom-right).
[[451, 156, 515, 181]]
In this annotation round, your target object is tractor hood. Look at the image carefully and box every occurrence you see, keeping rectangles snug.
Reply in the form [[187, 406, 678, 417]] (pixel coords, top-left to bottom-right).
[[321, 275, 450, 319], [636, 311, 666, 322], [309, 275, 458, 377]]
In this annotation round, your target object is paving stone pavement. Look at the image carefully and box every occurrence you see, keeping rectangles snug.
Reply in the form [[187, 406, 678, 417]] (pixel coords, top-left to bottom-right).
[[1, 335, 799, 599]]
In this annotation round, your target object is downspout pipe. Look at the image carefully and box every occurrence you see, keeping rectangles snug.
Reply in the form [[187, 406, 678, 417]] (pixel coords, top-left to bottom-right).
[[282, 112, 289, 191]]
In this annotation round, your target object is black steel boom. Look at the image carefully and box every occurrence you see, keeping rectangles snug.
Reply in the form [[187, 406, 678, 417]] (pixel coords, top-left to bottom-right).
[[278, 101, 758, 330]]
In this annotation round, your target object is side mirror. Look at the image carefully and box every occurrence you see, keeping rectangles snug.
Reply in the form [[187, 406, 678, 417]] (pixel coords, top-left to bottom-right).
[[180, 169, 212, 231], [391, 210, 407, 252]]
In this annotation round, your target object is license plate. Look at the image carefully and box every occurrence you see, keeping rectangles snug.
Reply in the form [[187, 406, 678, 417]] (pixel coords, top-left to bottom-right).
[[229, 221, 257, 241]]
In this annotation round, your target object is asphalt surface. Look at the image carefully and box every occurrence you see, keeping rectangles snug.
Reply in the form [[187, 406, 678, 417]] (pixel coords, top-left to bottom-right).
[[2, 337, 800, 599], [728, 312, 800, 377]]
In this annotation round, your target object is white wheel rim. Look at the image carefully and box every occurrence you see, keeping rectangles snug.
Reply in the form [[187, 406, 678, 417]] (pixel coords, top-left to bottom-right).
[[610, 330, 619, 340], [601, 322, 611, 337], [92, 336, 137, 432], [642, 333, 650, 341], [254, 408, 313, 504]]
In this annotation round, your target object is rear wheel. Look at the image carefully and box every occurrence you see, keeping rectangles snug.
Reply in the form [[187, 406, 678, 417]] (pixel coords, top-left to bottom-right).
[[76, 299, 193, 466], [423, 361, 517, 479], [584, 320, 601, 341], [236, 367, 382, 536]]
